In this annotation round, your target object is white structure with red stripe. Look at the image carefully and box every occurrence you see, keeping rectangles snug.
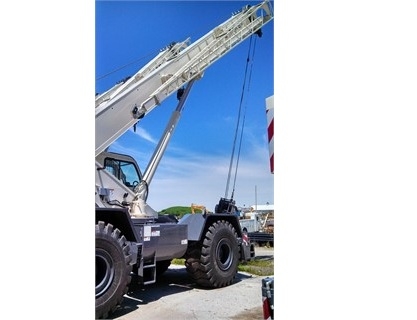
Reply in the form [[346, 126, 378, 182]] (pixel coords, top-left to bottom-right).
[[262, 277, 274, 319], [266, 95, 274, 174]]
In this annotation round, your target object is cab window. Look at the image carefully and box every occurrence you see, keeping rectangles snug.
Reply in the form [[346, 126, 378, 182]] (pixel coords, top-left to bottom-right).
[[104, 158, 141, 190]]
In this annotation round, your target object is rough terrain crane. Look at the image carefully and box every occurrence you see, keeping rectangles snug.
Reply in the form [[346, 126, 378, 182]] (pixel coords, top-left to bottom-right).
[[95, 1, 273, 318]]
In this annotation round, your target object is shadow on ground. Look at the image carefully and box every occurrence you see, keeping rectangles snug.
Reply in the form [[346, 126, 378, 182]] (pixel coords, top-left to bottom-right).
[[108, 267, 253, 319]]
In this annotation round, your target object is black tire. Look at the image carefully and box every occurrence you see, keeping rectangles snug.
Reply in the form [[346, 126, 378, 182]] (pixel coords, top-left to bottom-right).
[[156, 260, 171, 276], [96, 221, 132, 319], [185, 220, 239, 288]]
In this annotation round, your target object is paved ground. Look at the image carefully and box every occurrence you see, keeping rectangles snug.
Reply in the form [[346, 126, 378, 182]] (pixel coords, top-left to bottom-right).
[[108, 246, 274, 320]]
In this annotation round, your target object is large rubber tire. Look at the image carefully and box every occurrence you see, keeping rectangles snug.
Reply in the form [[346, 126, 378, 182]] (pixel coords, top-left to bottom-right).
[[185, 220, 239, 288], [96, 221, 132, 319]]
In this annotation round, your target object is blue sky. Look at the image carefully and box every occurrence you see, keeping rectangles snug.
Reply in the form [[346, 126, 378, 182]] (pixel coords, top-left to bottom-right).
[[96, 1, 275, 211]]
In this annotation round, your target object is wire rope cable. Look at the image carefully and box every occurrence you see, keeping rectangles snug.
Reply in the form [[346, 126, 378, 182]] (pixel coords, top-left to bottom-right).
[[95, 49, 160, 84], [224, 35, 257, 200], [230, 36, 257, 200]]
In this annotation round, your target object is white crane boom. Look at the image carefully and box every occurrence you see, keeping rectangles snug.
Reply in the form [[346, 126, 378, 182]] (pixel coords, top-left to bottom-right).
[[95, 1, 273, 157]]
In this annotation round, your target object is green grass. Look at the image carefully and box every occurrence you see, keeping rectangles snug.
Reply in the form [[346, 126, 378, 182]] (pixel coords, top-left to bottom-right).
[[171, 257, 274, 276], [172, 258, 185, 265], [238, 259, 274, 276]]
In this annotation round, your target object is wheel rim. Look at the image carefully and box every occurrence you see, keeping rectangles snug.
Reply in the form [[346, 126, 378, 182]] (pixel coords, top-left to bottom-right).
[[215, 239, 233, 271], [96, 248, 115, 298]]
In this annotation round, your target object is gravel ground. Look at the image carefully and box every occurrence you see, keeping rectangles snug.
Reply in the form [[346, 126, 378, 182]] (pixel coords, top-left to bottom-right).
[[108, 247, 274, 320]]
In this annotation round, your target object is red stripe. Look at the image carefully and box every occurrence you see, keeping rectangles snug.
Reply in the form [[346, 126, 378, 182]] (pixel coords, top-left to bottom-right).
[[267, 117, 274, 141], [263, 296, 271, 319], [266, 109, 274, 174]]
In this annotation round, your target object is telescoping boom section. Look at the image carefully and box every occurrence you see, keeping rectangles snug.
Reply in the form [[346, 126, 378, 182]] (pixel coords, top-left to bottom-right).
[[95, 0, 273, 157]]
